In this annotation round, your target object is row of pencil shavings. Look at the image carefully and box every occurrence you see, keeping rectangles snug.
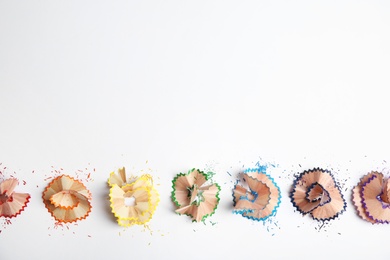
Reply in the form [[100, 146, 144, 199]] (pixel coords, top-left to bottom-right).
[[0, 167, 388, 225]]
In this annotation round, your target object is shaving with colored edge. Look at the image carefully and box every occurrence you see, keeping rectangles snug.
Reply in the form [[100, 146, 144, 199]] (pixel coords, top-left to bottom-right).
[[290, 168, 346, 221], [171, 168, 221, 222], [352, 171, 390, 224], [108, 167, 159, 227], [0, 178, 30, 218], [42, 175, 92, 223], [232, 167, 281, 221]]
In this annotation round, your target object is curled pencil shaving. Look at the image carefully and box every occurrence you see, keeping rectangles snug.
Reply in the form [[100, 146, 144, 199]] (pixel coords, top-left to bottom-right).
[[108, 167, 159, 227], [172, 169, 221, 222], [0, 178, 30, 218], [353, 171, 390, 224], [232, 169, 281, 221], [290, 168, 346, 221], [42, 175, 92, 223]]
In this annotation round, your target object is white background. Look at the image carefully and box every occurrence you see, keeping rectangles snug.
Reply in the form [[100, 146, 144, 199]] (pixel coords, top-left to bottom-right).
[[1, 1, 390, 259]]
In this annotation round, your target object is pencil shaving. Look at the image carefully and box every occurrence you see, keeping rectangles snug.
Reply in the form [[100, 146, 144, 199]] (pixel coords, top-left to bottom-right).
[[42, 175, 92, 223], [171, 169, 220, 222], [0, 178, 30, 218], [108, 167, 159, 227], [353, 171, 390, 224], [290, 168, 346, 221], [233, 168, 281, 221]]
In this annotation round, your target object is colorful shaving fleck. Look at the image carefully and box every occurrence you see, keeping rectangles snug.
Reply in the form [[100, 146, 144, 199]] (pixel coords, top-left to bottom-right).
[[232, 166, 281, 221], [108, 167, 159, 227], [171, 168, 221, 222], [352, 171, 390, 224], [37, 165, 95, 190], [290, 168, 346, 221]]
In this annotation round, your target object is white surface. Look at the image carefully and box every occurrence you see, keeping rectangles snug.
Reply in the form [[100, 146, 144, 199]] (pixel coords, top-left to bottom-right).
[[1, 1, 390, 259]]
